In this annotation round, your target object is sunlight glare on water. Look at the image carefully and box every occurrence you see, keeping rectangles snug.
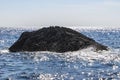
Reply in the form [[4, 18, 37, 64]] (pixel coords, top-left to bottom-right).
[[0, 27, 120, 80]]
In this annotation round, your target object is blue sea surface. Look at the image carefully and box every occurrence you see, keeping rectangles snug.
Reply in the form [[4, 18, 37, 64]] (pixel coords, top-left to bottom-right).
[[0, 27, 120, 80]]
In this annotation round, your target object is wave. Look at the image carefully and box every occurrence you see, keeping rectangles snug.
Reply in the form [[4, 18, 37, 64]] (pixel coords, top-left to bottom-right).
[[1, 47, 120, 79], [0, 49, 9, 53], [0, 26, 120, 79], [1, 47, 120, 62]]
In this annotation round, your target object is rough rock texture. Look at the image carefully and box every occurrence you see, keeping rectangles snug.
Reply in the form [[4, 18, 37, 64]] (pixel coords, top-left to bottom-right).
[[9, 26, 108, 52]]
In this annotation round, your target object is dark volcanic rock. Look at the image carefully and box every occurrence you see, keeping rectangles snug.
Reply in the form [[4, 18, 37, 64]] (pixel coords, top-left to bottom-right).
[[9, 26, 108, 52]]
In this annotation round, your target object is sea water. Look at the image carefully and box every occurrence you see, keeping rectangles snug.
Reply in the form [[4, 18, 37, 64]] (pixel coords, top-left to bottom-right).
[[0, 27, 120, 80]]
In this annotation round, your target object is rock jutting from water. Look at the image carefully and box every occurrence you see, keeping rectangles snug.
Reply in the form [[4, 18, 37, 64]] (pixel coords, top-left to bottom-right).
[[9, 26, 108, 52]]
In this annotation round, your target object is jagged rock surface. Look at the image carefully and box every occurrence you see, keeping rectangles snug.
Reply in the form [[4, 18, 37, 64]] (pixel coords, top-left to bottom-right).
[[9, 26, 108, 52]]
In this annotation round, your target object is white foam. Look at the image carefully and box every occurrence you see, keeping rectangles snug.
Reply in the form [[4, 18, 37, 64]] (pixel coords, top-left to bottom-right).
[[63, 48, 120, 62], [1, 47, 120, 63], [29, 47, 120, 63], [0, 49, 9, 53]]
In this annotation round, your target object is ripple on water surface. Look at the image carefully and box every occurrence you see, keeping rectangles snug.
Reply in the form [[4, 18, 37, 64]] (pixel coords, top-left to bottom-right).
[[0, 48, 120, 80], [0, 28, 120, 80]]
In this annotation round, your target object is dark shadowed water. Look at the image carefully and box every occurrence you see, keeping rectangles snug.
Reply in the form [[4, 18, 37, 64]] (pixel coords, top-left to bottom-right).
[[0, 27, 120, 80]]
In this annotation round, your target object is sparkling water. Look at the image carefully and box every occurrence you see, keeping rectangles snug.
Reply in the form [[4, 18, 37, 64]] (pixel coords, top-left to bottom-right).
[[0, 27, 120, 80]]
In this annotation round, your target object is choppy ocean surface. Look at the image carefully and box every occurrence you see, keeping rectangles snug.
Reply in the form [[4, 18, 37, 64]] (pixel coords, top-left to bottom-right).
[[0, 27, 120, 80]]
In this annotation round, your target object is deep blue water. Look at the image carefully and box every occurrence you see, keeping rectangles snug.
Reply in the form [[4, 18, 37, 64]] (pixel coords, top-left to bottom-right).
[[0, 27, 120, 80]]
